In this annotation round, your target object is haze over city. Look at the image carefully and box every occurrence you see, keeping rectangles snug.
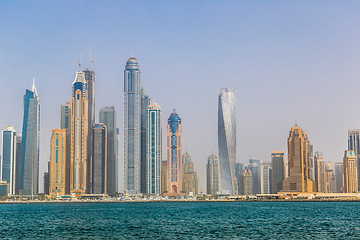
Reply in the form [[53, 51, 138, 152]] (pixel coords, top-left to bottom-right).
[[1, 1, 360, 192]]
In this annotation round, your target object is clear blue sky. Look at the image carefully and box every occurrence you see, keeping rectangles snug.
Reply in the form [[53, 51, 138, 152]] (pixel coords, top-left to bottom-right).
[[1, 1, 360, 192]]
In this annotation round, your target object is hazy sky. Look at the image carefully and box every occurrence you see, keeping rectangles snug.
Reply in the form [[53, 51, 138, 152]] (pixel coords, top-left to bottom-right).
[[1, 1, 360, 193]]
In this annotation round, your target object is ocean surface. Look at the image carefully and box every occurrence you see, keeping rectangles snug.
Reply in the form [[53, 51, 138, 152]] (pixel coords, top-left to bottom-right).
[[0, 201, 359, 239]]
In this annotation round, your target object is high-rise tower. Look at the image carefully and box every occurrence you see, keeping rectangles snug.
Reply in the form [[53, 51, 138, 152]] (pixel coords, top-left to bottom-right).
[[343, 150, 358, 193], [141, 88, 151, 193], [218, 88, 236, 195], [314, 152, 326, 192], [99, 106, 117, 195], [49, 129, 66, 197], [92, 123, 107, 194], [282, 125, 314, 192], [348, 129, 360, 191], [167, 110, 182, 195], [206, 153, 219, 195], [60, 103, 71, 194], [70, 71, 88, 194], [271, 151, 284, 193], [124, 56, 141, 194], [182, 153, 198, 195], [145, 103, 161, 194], [1, 126, 17, 195], [20, 80, 40, 195]]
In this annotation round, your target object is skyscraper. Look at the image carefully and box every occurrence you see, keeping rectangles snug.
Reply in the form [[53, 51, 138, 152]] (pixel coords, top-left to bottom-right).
[[334, 162, 343, 193], [20, 80, 40, 195], [248, 159, 261, 194], [124, 56, 141, 194], [14, 135, 21, 195], [145, 103, 161, 194], [206, 153, 219, 195], [140, 88, 151, 193], [271, 151, 284, 193], [60, 103, 71, 194], [99, 106, 117, 195], [161, 160, 168, 194], [282, 125, 314, 192], [49, 129, 66, 197], [348, 129, 360, 191], [182, 153, 198, 195], [70, 71, 88, 194], [84, 69, 95, 194], [1, 126, 17, 195], [218, 88, 236, 195], [314, 152, 326, 192], [260, 162, 272, 194], [167, 110, 182, 195], [235, 162, 244, 195], [241, 168, 252, 195], [92, 123, 107, 194], [343, 150, 358, 193]]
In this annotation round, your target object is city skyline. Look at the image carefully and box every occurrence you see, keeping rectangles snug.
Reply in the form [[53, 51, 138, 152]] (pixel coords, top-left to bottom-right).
[[2, 1, 360, 192]]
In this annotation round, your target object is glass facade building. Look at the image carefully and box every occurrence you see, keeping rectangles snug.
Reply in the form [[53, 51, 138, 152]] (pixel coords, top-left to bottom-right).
[[1, 126, 17, 195], [141, 88, 151, 193], [124, 56, 141, 194], [99, 106, 117, 195], [271, 151, 284, 193], [92, 123, 107, 194], [206, 153, 219, 195], [218, 88, 236, 195], [348, 129, 360, 191], [248, 159, 261, 194], [20, 81, 40, 195], [145, 103, 161, 194]]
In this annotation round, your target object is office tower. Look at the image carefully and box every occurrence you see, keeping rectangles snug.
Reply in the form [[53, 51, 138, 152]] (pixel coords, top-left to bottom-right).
[[314, 152, 326, 192], [124, 56, 141, 194], [70, 71, 88, 194], [49, 129, 66, 197], [283, 125, 314, 192], [343, 150, 358, 193], [60, 103, 71, 194], [84, 69, 95, 193], [325, 169, 334, 193], [284, 161, 289, 179], [248, 159, 261, 194], [92, 123, 107, 194], [260, 162, 272, 194], [242, 168, 253, 195], [140, 88, 151, 193], [14, 135, 21, 194], [0, 181, 9, 197], [167, 110, 182, 194], [145, 103, 161, 194], [334, 162, 343, 193], [207, 153, 219, 195], [235, 162, 244, 195], [1, 126, 17, 195], [99, 106, 117, 195], [309, 145, 315, 180], [271, 151, 284, 193], [182, 153, 198, 195], [20, 80, 40, 195], [161, 160, 168, 194], [348, 129, 360, 191], [218, 88, 236, 195]]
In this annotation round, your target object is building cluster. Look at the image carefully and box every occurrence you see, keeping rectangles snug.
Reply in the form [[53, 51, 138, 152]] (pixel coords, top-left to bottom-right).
[[1, 56, 359, 198]]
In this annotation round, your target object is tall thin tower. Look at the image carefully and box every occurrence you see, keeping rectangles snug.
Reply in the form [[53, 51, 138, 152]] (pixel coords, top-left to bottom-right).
[[20, 80, 40, 195], [70, 71, 88, 194], [218, 88, 236, 195], [124, 56, 141, 194]]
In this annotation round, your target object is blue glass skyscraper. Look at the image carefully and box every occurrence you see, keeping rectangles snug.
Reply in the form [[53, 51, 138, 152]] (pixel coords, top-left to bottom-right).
[[20, 80, 40, 195], [1, 126, 17, 195], [218, 88, 236, 195], [124, 56, 141, 194]]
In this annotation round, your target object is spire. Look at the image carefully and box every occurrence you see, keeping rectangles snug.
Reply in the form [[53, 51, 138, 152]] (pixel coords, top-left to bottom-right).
[[31, 77, 38, 97]]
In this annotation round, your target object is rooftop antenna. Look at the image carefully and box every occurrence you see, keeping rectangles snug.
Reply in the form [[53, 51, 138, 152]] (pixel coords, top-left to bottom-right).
[[89, 47, 95, 70], [295, 118, 298, 127], [78, 52, 83, 71], [132, 50, 134, 57]]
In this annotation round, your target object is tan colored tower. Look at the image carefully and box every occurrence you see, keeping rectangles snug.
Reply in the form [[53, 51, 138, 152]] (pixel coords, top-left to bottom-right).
[[166, 110, 183, 195], [343, 150, 358, 193], [49, 129, 67, 197], [283, 125, 315, 192], [182, 152, 198, 195], [70, 71, 88, 194]]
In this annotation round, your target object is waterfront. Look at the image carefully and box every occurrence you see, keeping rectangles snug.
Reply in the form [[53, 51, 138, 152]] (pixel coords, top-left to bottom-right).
[[0, 202, 359, 239]]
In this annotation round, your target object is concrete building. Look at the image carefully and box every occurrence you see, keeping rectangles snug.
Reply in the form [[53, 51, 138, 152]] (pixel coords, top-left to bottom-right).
[[343, 150, 358, 193], [49, 129, 67, 197], [261, 162, 272, 194], [271, 151, 284, 193], [70, 71, 88, 194], [218, 88, 236, 195], [314, 152, 326, 192], [282, 125, 314, 192], [348, 129, 360, 191], [207, 153, 219, 195], [334, 162, 343, 193], [161, 160, 167, 194], [241, 168, 252, 195], [182, 153, 198, 195], [167, 110, 182, 195], [60, 103, 71, 194]]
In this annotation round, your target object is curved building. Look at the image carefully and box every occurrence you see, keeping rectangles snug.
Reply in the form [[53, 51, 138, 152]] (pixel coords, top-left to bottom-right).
[[218, 88, 236, 195], [124, 56, 141, 194], [167, 110, 182, 194]]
